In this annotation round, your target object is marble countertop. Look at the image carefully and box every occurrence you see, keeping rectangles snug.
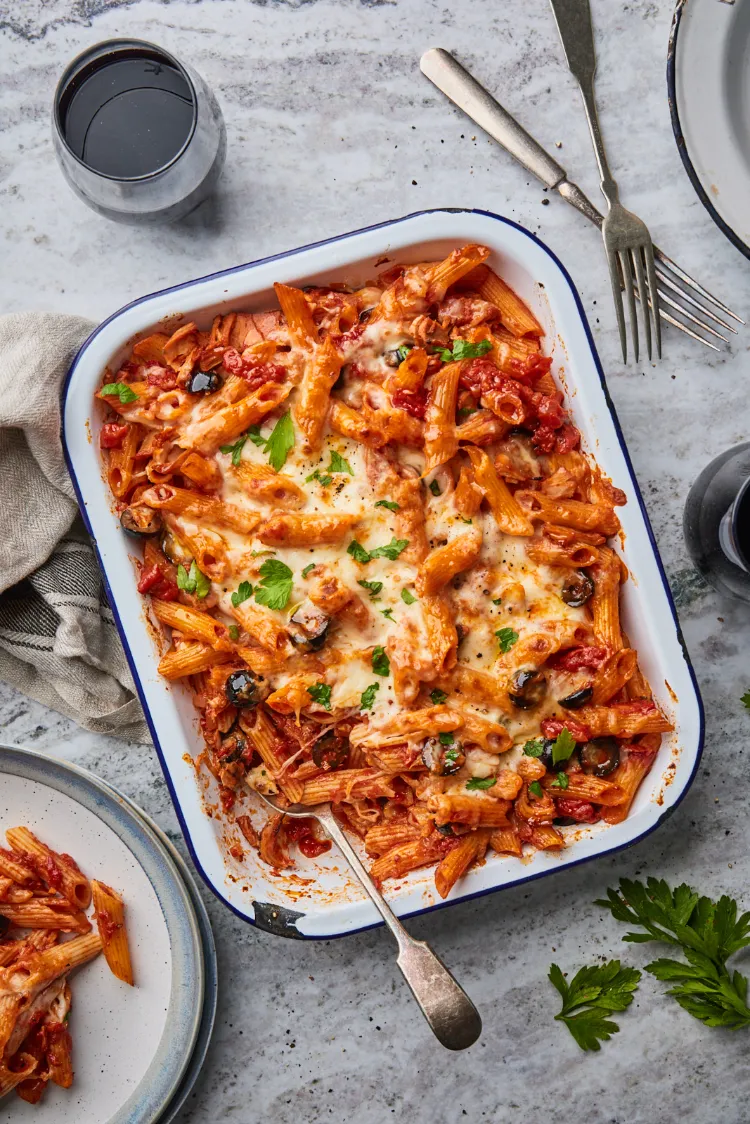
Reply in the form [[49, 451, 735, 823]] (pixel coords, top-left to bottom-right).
[[2, 1, 750, 1121]]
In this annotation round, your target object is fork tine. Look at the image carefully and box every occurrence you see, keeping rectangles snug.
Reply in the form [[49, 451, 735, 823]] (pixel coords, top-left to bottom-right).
[[656, 287, 728, 343], [607, 248, 628, 362], [653, 246, 744, 324], [644, 244, 661, 359], [658, 305, 720, 351], [654, 264, 737, 333], [633, 248, 651, 361], [620, 250, 639, 363]]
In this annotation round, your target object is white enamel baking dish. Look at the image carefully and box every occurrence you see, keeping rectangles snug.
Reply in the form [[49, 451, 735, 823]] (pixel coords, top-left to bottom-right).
[[62, 209, 704, 939]]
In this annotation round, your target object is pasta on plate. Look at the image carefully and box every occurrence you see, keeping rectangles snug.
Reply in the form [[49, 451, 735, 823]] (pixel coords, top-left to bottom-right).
[[97, 244, 672, 901], [0, 827, 132, 1102]]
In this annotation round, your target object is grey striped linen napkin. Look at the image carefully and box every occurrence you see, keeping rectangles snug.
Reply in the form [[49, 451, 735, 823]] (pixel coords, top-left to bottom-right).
[[0, 312, 150, 743]]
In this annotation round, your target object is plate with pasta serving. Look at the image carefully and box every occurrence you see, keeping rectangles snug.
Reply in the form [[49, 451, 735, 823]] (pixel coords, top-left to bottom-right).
[[62, 208, 703, 938], [0, 743, 205, 1121]]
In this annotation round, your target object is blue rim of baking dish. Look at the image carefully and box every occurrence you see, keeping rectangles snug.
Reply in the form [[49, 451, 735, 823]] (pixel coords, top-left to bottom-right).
[[667, 0, 750, 261], [61, 207, 705, 940]]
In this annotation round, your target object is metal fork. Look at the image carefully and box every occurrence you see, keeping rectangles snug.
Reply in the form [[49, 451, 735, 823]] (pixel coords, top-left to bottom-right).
[[252, 788, 482, 1050], [419, 48, 743, 354], [549, 0, 659, 362]]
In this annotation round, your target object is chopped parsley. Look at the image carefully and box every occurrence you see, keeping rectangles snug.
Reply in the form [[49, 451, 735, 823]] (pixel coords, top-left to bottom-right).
[[495, 627, 519, 653], [400, 588, 418, 605], [250, 549, 275, 558], [492, 597, 502, 606], [247, 425, 267, 448], [357, 579, 383, 599], [523, 739, 545, 758], [360, 682, 380, 710], [176, 560, 210, 599], [302, 563, 315, 578], [253, 559, 294, 611], [375, 499, 400, 512], [329, 449, 354, 475], [428, 480, 442, 497], [551, 728, 577, 766], [371, 646, 390, 676], [231, 580, 254, 607], [528, 780, 544, 798], [307, 682, 332, 710], [264, 412, 295, 471], [220, 432, 249, 467], [101, 381, 138, 404], [430, 689, 448, 705], [466, 776, 497, 791], [395, 345, 412, 364], [228, 624, 240, 641], [370, 537, 409, 561], [380, 608, 395, 621], [457, 406, 477, 419], [434, 338, 493, 363], [306, 470, 334, 487], [347, 540, 372, 564], [438, 731, 454, 746], [550, 772, 569, 789]]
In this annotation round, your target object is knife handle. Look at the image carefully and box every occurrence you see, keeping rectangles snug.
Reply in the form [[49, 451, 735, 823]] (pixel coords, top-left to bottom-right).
[[420, 48, 567, 191]]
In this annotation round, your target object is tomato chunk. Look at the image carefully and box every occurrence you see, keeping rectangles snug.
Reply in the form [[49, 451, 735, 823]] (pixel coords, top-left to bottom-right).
[[100, 423, 128, 449]]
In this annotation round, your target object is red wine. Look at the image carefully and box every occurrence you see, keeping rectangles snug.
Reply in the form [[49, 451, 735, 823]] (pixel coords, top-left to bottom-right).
[[59, 46, 194, 179]]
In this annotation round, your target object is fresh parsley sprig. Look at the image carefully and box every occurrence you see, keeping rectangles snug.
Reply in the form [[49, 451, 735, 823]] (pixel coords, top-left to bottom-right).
[[434, 339, 493, 363], [101, 381, 138, 404], [224, 413, 295, 471], [596, 878, 750, 1030], [549, 961, 641, 1052], [176, 561, 211, 599], [254, 559, 294, 610]]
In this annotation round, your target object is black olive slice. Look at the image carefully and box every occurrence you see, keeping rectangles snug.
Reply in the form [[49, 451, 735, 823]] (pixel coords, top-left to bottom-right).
[[558, 686, 594, 710], [580, 737, 620, 777], [561, 571, 595, 608], [312, 731, 348, 770], [225, 669, 266, 708], [160, 528, 192, 567], [288, 602, 330, 651], [509, 668, 547, 709], [436, 822, 455, 836], [120, 505, 162, 537], [187, 369, 222, 394]]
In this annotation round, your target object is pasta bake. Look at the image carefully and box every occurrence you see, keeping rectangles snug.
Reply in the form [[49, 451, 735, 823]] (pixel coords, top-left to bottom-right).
[[0, 827, 132, 1102], [96, 243, 672, 901]]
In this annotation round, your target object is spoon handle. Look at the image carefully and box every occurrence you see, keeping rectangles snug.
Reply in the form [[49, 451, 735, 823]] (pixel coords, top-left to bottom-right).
[[318, 809, 482, 1050]]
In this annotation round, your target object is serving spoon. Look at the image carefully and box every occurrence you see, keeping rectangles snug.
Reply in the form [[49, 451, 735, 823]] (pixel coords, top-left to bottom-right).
[[253, 790, 482, 1050]]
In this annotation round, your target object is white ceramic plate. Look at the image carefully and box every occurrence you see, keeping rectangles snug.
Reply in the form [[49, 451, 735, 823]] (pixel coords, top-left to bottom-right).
[[62, 208, 704, 939], [669, 0, 750, 258], [0, 744, 204, 1123]]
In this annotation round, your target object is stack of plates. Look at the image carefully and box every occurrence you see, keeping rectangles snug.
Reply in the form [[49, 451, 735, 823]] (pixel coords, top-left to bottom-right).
[[0, 742, 217, 1124]]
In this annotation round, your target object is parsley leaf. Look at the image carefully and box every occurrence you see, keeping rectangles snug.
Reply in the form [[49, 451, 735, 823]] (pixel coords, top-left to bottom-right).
[[495, 627, 519, 653], [101, 381, 138, 404], [357, 579, 383, 599], [370, 537, 409, 561], [528, 780, 543, 798], [220, 433, 249, 467], [176, 560, 210, 598], [228, 624, 240, 641], [457, 406, 477, 419], [247, 425, 267, 448], [551, 728, 577, 766], [430, 689, 448, 705], [250, 550, 276, 558], [466, 776, 496, 791], [596, 878, 750, 1030], [380, 608, 395, 621], [307, 682, 332, 711], [265, 412, 295, 471], [429, 480, 442, 497], [371, 646, 390, 676], [742, 690, 750, 712], [439, 732, 454, 746], [523, 739, 545, 758], [492, 597, 502, 606], [306, 470, 334, 487], [401, 588, 417, 605], [329, 450, 354, 475], [375, 500, 400, 512], [360, 683, 380, 710], [254, 559, 294, 611], [549, 960, 641, 1052], [302, 563, 315, 578], [550, 772, 569, 789], [231, 580, 254, 607], [434, 338, 493, 363], [347, 540, 371, 564]]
